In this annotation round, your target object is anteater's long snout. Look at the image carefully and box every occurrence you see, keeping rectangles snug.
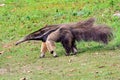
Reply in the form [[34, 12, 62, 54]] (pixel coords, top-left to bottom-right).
[[15, 37, 27, 45]]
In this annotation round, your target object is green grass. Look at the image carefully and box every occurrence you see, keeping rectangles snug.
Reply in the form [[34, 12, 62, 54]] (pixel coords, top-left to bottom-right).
[[1, 0, 120, 80]]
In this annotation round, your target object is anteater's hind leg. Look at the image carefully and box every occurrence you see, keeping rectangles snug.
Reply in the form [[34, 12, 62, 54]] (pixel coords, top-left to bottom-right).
[[71, 40, 78, 55], [61, 33, 74, 56], [40, 42, 48, 58], [60, 29, 75, 56], [61, 39, 72, 56], [62, 39, 77, 56]]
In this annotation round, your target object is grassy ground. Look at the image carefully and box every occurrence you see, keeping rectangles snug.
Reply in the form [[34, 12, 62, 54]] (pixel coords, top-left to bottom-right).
[[1, 0, 120, 80]]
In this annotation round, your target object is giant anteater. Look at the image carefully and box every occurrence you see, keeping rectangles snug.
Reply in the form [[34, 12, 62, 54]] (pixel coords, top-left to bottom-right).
[[16, 18, 113, 57]]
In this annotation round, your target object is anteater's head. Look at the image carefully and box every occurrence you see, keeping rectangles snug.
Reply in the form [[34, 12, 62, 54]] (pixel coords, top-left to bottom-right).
[[15, 25, 59, 45]]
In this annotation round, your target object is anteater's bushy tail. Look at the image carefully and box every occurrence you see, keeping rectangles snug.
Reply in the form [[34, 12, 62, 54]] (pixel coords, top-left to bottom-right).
[[72, 24, 113, 44]]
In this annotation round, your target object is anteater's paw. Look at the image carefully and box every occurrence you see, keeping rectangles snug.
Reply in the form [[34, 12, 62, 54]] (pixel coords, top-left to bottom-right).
[[40, 54, 45, 58], [65, 53, 70, 56], [53, 55, 58, 58], [71, 53, 77, 56]]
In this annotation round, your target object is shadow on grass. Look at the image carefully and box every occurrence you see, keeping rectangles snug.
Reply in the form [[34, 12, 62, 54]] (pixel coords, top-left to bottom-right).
[[56, 41, 120, 57], [77, 43, 120, 54]]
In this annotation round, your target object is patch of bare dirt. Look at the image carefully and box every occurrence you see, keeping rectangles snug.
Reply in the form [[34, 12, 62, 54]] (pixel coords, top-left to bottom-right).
[[20, 65, 32, 74], [2, 43, 13, 49], [0, 68, 7, 75], [35, 66, 44, 70]]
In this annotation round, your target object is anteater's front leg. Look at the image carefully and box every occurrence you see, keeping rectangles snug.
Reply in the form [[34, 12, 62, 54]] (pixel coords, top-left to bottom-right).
[[40, 42, 48, 58], [46, 40, 58, 57], [45, 29, 60, 57]]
